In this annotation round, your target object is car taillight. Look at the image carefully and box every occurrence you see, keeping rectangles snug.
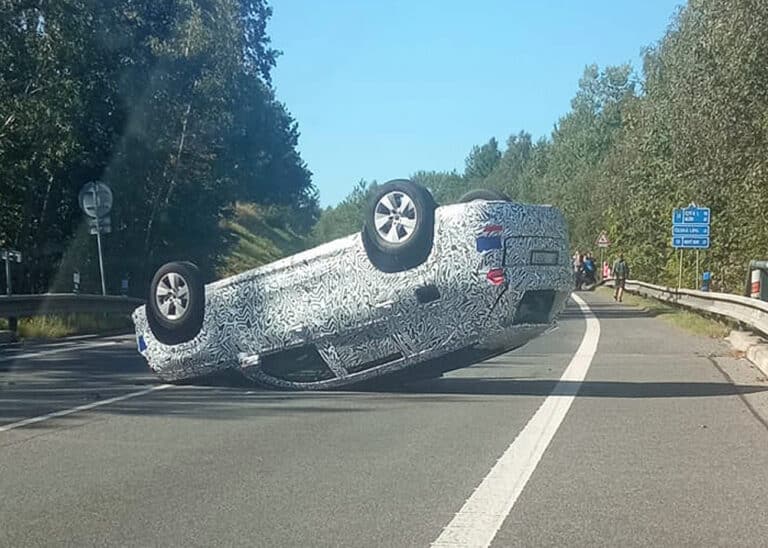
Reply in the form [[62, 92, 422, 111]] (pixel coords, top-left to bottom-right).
[[486, 268, 505, 286]]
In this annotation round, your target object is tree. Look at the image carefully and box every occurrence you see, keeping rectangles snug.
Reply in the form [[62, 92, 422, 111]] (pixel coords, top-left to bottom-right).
[[599, 0, 768, 288], [411, 170, 467, 204], [483, 131, 533, 199], [0, 0, 316, 295], [464, 137, 501, 181], [310, 180, 375, 245]]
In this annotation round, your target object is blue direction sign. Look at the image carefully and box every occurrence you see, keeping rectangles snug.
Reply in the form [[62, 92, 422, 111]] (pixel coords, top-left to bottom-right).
[[672, 236, 709, 249], [672, 225, 710, 236], [672, 206, 710, 225], [672, 205, 711, 249]]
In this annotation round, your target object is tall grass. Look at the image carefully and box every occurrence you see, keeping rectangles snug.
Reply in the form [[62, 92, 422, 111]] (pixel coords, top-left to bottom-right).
[[0, 313, 133, 339]]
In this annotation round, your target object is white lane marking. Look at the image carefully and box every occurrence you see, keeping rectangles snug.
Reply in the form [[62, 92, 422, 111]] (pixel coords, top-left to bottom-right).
[[0, 340, 121, 363], [432, 293, 600, 547], [0, 384, 172, 433]]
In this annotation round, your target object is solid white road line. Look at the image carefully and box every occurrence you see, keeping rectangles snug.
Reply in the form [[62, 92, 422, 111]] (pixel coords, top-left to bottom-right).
[[432, 293, 600, 547], [0, 340, 121, 363], [0, 384, 172, 433]]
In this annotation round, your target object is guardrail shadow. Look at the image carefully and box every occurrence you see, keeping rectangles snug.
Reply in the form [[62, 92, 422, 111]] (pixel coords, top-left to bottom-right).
[[366, 376, 768, 398], [560, 302, 663, 320]]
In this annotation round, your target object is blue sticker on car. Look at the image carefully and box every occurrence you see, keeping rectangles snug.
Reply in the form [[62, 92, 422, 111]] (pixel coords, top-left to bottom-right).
[[476, 224, 504, 251], [476, 236, 502, 251], [137, 335, 147, 352]]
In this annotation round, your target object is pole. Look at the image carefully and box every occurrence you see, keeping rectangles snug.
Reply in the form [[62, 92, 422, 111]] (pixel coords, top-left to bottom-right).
[[95, 223, 106, 295], [599, 248, 604, 280], [3, 251, 10, 295], [3, 250, 16, 333], [695, 250, 700, 290], [678, 248, 683, 290], [92, 187, 107, 296]]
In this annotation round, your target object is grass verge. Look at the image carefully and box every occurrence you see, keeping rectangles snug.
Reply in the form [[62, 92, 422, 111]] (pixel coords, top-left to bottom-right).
[[0, 313, 133, 339], [218, 202, 307, 278], [597, 287, 732, 339]]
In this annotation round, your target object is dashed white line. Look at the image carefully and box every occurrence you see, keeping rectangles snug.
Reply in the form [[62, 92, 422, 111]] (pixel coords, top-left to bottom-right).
[[0, 384, 172, 433], [432, 293, 601, 547]]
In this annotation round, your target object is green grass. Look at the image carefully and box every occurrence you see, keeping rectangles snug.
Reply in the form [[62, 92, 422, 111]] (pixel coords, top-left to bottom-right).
[[218, 202, 308, 278], [598, 287, 732, 339], [0, 313, 133, 339]]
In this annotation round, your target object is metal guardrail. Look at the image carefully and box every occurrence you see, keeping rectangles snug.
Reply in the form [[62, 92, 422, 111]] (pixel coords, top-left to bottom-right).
[[604, 279, 768, 337], [0, 294, 144, 318]]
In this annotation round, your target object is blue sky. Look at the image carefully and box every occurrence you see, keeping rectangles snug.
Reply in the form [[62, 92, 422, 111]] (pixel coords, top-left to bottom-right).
[[269, 1, 683, 206]]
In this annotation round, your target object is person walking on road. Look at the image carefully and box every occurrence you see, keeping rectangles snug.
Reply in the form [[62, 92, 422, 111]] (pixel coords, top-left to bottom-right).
[[613, 254, 630, 302]]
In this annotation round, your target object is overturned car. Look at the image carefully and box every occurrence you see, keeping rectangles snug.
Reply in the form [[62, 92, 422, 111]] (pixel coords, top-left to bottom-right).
[[133, 180, 573, 390]]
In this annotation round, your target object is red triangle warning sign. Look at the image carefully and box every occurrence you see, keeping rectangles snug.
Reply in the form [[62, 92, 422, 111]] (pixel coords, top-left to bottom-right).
[[596, 232, 610, 247]]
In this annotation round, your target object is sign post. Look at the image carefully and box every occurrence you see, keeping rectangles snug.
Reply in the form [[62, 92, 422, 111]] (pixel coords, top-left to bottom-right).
[[595, 232, 610, 280], [1, 249, 22, 333], [94, 209, 106, 296], [1, 249, 21, 295], [695, 250, 700, 289], [672, 204, 711, 289], [4, 252, 9, 296], [79, 182, 113, 296]]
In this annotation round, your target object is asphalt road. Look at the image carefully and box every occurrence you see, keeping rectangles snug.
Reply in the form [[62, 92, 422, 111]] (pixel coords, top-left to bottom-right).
[[2, 291, 768, 547]]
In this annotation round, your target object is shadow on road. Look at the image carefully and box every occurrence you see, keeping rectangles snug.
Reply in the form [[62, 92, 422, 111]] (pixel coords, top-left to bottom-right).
[[3, 316, 765, 426], [3, 371, 767, 426], [366, 377, 768, 398], [560, 302, 662, 320]]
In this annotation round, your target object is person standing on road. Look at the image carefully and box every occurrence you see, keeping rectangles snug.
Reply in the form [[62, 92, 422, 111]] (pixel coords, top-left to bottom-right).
[[573, 251, 584, 290], [613, 254, 630, 302], [583, 253, 596, 286], [572, 251, 582, 273]]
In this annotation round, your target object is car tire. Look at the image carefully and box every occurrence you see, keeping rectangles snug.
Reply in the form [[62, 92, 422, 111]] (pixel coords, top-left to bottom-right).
[[458, 188, 511, 202], [362, 179, 436, 273], [147, 261, 205, 345]]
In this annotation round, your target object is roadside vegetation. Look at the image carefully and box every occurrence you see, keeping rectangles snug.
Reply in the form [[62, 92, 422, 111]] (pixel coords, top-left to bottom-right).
[[0, 1, 318, 297], [218, 202, 309, 278], [2, 0, 766, 337], [314, 0, 768, 294], [597, 288, 732, 339], [0, 314, 132, 339]]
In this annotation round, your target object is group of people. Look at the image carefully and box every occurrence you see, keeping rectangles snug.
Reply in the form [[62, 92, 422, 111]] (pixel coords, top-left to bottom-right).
[[572, 251, 598, 290], [572, 250, 630, 302]]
